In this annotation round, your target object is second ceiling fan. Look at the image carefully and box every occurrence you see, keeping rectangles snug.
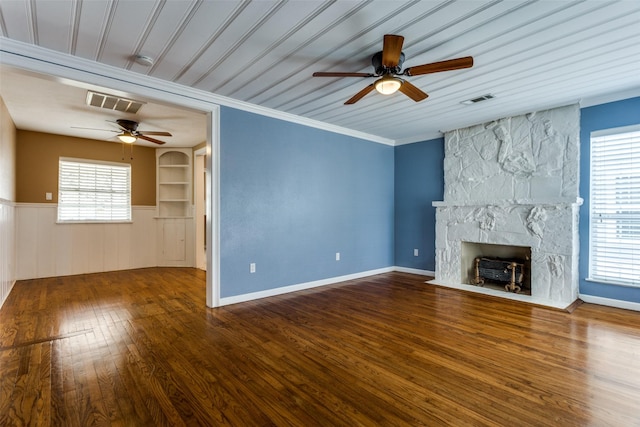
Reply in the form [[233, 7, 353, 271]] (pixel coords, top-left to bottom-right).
[[313, 34, 473, 104], [74, 119, 172, 145]]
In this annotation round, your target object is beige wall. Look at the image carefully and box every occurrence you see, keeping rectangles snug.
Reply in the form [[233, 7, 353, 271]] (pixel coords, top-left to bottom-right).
[[16, 130, 156, 205], [0, 96, 16, 201]]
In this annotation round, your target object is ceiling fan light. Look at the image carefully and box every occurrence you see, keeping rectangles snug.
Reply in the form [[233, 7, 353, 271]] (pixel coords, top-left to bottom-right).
[[374, 76, 402, 95], [117, 132, 137, 144]]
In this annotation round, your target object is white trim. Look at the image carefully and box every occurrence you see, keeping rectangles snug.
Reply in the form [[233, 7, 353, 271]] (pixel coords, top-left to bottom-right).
[[585, 277, 640, 289], [59, 156, 131, 167], [580, 87, 640, 108], [394, 132, 444, 146], [590, 124, 640, 138], [393, 266, 435, 276], [219, 267, 394, 306], [0, 280, 15, 310], [579, 294, 640, 312], [0, 38, 393, 146], [15, 203, 155, 210], [219, 266, 435, 306], [206, 111, 220, 308], [0, 198, 16, 207]]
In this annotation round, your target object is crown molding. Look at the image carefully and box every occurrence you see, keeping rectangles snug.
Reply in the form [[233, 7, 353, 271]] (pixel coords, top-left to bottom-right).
[[0, 38, 393, 146], [579, 86, 640, 108], [394, 132, 444, 146]]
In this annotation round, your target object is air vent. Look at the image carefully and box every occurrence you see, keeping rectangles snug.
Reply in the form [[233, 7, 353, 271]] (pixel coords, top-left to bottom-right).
[[461, 94, 495, 105], [86, 91, 145, 114]]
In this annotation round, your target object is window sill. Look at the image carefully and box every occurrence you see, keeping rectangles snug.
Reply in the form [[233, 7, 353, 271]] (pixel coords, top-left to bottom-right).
[[586, 277, 640, 288], [56, 221, 133, 224]]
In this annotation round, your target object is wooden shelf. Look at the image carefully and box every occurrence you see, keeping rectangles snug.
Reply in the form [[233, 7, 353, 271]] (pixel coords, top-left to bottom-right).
[[157, 149, 191, 218]]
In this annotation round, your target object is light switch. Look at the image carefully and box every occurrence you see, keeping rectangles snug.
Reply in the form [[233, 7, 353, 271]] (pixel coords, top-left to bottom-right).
[[45, 192, 53, 200]]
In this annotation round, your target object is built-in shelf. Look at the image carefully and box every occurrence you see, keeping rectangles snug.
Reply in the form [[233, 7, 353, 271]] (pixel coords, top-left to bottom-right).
[[157, 149, 192, 218], [155, 148, 195, 267]]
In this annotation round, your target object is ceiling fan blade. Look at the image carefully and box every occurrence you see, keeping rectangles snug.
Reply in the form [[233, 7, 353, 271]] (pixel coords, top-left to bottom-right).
[[105, 120, 128, 131], [404, 56, 474, 76], [345, 84, 375, 105], [137, 135, 166, 145], [313, 72, 374, 77], [382, 34, 404, 68], [139, 131, 172, 136], [398, 80, 429, 102], [71, 126, 118, 132]]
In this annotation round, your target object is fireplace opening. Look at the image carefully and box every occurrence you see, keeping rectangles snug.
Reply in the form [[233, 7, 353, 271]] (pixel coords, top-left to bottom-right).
[[461, 242, 532, 295]]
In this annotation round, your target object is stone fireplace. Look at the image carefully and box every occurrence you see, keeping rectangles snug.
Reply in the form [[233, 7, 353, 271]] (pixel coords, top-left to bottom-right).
[[430, 104, 582, 309]]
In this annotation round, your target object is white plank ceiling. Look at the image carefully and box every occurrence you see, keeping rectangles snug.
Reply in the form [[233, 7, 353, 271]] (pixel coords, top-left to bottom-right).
[[1, 0, 639, 146]]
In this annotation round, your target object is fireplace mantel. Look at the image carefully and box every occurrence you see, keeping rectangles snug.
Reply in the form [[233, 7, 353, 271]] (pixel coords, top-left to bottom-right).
[[432, 198, 583, 208]]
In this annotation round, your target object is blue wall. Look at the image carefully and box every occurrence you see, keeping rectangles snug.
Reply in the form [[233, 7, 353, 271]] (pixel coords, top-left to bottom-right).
[[392, 97, 640, 303], [394, 138, 444, 271], [579, 96, 640, 302], [218, 96, 639, 304], [219, 107, 394, 298]]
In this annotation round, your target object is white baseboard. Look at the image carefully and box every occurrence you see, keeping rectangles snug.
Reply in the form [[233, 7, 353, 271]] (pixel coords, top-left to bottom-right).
[[219, 267, 395, 306], [393, 266, 435, 276], [579, 294, 640, 312], [0, 279, 16, 310], [218, 266, 440, 306]]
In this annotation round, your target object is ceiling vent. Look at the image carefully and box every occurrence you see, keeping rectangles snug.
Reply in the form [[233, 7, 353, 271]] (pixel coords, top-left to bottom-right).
[[86, 91, 145, 114], [461, 94, 495, 105]]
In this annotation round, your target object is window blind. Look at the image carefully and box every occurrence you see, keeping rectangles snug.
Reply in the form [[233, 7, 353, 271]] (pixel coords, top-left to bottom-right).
[[58, 158, 131, 222], [589, 129, 640, 286]]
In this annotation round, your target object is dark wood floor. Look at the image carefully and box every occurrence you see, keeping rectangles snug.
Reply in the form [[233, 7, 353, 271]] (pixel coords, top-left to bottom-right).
[[1, 268, 640, 426]]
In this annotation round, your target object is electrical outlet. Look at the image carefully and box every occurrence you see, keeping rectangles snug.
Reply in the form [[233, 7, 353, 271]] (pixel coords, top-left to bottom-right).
[[414, 249, 419, 257], [336, 252, 340, 261], [250, 263, 256, 273], [45, 192, 52, 201]]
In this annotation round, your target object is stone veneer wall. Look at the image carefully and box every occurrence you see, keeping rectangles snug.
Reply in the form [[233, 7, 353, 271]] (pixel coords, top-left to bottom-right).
[[433, 104, 581, 307]]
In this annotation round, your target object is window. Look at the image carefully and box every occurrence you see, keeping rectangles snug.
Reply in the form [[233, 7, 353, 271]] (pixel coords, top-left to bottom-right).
[[58, 158, 131, 222], [589, 127, 640, 286]]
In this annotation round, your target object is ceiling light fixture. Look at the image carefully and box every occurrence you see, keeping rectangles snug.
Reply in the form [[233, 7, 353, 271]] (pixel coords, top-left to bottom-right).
[[117, 131, 137, 144], [374, 75, 402, 95], [134, 54, 154, 67]]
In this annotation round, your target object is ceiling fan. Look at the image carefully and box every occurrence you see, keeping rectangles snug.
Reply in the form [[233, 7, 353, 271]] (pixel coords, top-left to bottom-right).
[[73, 119, 172, 145], [312, 34, 473, 104]]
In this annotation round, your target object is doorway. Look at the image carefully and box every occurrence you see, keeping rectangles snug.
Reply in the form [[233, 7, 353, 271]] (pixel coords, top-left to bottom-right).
[[0, 54, 219, 306]]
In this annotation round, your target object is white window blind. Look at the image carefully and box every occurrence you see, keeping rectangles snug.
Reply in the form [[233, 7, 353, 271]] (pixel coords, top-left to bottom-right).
[[589, 129, 640, 286], [58, 158, 131, 222]]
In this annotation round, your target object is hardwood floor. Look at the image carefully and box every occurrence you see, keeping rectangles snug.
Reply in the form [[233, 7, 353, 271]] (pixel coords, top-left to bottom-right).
[[1, 268, 639, 426]]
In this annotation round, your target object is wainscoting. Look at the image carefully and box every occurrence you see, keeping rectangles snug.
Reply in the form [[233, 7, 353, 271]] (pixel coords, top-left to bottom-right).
[[15, 204, 159, 280], [0, 199, 15, 308]]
